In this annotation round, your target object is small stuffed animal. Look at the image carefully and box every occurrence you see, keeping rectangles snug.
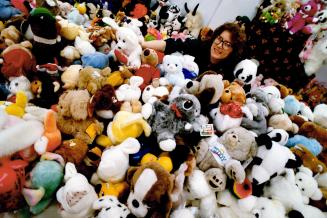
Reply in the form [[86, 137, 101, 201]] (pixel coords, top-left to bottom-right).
[[23, 152, 64, 215], [60, 46, 81, 66], [148, 94, 208, 151], [8, 76, 33, 100], [0, 25, 21, 46], [220, 127, 257, 161], [102, 17, 142, 68], [221, 81, 246, 105], [250, 134, 301, 185], [313, 103, 327, 129], [74, 36, 96, 56], [285, 0, 320, 34], [95, 138, 140, 183], [286, 135, 322, 156], [250, 86, 285, 114], [284, 95, 314, 121], [161, 54, 186, 87], [55, 139, 88, 166], [291, 145, 327, 174], [126, 162, 174, 218], [0, 0, 22, 20], [93, 196, 132, 218], [194, 135, 246, 184], [204, 168, 227, 192], [78, 66, 111, 95], [61, 65, 83, 89], [241, 99, 268, 135], [115, 76, 143, 102], [81, 52, 112, 69], [233, 59, 259, 93], [184, 3, 202, 38], [297, 120, 327, 148], [304, 34, 327, 76], [141, 152, 173, 172], [183, 169, 218, 218], [269, 113, 299, 134], [56, 162, 98, 218]]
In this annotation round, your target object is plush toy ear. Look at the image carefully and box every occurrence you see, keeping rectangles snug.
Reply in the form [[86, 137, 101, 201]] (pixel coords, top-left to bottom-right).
[[250, 59, 259, 67], [298, 166, 313, 176], [118, 137, 141, 154], [130, 76, 144, 88], [64, 162, 78, 182], [255, 134, 272, 149], [288, 210, 305, 218]]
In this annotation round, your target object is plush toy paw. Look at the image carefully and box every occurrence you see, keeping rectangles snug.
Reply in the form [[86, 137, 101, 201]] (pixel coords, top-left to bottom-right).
[[142, 103, 153, 119], [159, 139, 176, 151], [225, 159, 246, 184], [185, 123, 193, 131], [34, 136, 49, 155]]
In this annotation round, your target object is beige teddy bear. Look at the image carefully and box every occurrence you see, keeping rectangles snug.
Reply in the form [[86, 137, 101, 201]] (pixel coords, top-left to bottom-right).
[[78, 66, 111, 95], [57, 90, 104, 144], [0, 25, 21, 46]]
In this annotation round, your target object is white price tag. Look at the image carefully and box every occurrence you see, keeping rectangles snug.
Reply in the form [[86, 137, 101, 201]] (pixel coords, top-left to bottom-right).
[[209, 142, 230, 166], [200, 124, 215, 137]]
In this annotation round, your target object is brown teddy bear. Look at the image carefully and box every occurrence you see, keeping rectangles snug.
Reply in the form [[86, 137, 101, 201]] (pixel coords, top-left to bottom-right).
[[126, 162, 174, 218], [221, 81, 246, 105], [0, 25, 21, 46], [88, 25, 116, 48], [57, 90, 104, 144], [55, 139, 88, 165], [290, 115, 327, 148], [78, 66, 111, 95]]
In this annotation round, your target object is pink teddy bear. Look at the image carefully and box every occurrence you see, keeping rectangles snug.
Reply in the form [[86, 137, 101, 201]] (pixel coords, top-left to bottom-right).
[[286, 0, 320, 34]]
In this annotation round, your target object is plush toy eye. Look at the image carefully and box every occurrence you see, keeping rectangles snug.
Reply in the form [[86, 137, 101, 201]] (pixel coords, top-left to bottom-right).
[[299, 178, 302, 181], [183, 100, 193, 110], [123, 40, 126, 43], [304, 5, 312, 11], [175, 64, 178, 67], [302, 188, 305, 191]]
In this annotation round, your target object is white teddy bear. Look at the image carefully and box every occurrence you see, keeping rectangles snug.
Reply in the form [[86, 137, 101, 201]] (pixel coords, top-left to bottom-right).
[[56, 162, 98, 218], [161, 54, 186, 87], [93, 196, 132, 218]]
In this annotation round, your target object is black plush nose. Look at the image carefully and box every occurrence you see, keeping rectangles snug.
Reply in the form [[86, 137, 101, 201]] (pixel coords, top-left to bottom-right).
[[132, 199, 139, 208], [144, 49, 150, 56], [186, 81, 193, 89], [118, 46, 122, 50], [255, 213, 259, 218]]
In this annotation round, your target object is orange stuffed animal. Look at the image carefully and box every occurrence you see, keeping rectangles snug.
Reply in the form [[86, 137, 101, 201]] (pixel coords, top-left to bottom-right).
[[221, 81, 246, 105]]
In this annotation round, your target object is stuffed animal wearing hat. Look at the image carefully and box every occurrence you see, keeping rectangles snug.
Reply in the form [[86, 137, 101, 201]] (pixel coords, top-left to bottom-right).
[[22, 152, 64, 215], [28, 7, 61, 64], [56, 162, 98, 218], [147, 93, 208, 151], [126, 162, 174, 218]]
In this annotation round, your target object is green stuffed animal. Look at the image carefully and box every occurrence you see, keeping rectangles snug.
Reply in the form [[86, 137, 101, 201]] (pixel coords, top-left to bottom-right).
[[22, 152, 64, 215]]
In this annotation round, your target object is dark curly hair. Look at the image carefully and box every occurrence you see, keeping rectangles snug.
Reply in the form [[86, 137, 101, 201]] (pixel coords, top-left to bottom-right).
[[210, 22, 247, 61]]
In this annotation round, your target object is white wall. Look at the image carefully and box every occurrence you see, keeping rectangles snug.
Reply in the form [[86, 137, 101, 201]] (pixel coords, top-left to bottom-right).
[[169, 0, 262, 28]]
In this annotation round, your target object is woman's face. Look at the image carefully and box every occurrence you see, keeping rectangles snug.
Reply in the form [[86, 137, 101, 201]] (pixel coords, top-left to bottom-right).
[[210, 30, 233, 62]]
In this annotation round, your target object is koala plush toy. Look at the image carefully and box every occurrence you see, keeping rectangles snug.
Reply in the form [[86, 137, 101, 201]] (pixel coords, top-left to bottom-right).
[[148, 94, 208, 151]]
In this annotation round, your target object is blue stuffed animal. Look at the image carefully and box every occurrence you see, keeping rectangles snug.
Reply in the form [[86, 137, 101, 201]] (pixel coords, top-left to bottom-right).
[[0, 0, 21, 20], [81, 52, 112, 69], [284, 95, 301, 115], [286, 134, 322, 156]]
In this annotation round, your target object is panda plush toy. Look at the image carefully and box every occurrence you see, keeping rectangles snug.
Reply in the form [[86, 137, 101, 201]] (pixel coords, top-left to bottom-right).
[[233, 59, 259, 93]]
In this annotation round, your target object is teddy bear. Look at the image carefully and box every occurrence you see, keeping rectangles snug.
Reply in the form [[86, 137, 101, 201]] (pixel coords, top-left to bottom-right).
[[221, 81, 246, 105], [7, 75, 33, 101], [249, 134, 301, 185], [233, 59, 259, 93], [237, 195, 286, 218], [93, 138, 140, 184], [285, 0, 319, 35], [56, 162, 98, 218], [61, 64, 83, 89], [183, 169, 218, 218], [57, 17, 83, 41], [268, 113, 299, 134], [220, 127, 257, 162], [185, 72, 224, 106], [160, 54, 186, 87], [92, 196, 132, 218], [56, 90, 104, 144], [313, 103, 327, 129], [22, 152, 64, 215], [87, 25, 117, 48], [55, 138, 88, 166], [194, 134, 246, 184], [148, 94, 208, 151], [135, 48, 161, 90], [291, 145, 327, 174], [102, 17, 142, 68], [60, 46, 81, 65], [0, 41, 36, 78], [78, 66, 111, 95], [304, 34, 327, 76], [0, 25, 21, 46], [87, 84, 122, 119], [126, 162, 174, 218]]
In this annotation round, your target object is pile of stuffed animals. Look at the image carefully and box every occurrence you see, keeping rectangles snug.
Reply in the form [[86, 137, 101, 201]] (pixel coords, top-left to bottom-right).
[[259, 0, 327, 76], [0, 0, 327, 217]]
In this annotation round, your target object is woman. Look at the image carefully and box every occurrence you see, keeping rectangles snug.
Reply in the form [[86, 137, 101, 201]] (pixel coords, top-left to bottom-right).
[[141, 22, 246, 81]]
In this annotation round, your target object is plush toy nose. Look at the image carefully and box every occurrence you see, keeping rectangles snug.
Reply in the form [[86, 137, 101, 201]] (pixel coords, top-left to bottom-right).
[[132, 199, 139, 208], [118, 46, 122, 50], [143, 49, 150, 56]]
